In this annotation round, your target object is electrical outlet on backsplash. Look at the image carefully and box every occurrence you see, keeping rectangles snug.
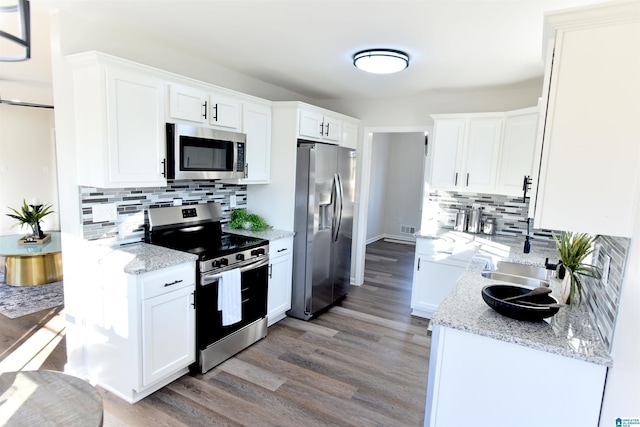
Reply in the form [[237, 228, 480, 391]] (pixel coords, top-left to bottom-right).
[[80, 181, 247, 242]]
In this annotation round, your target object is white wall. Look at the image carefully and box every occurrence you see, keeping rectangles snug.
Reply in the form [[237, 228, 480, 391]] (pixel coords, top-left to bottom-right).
[[365, 132, 425, 243], [366, 133, 389, 242], [0, 104, 59, 234], [383, 133, 424, 238], [318, 85, 542, 127]]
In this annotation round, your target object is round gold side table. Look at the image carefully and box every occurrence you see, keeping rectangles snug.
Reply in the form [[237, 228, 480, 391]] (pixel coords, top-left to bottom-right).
[[0, 232, 62, 286]]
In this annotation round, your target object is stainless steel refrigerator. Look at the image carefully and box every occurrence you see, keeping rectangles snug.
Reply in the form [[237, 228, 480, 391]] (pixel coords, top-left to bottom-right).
[[288, 141, 356, 320]]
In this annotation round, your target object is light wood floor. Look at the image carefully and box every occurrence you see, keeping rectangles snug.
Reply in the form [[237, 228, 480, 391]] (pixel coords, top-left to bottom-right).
[[0, 240, 429, 426]]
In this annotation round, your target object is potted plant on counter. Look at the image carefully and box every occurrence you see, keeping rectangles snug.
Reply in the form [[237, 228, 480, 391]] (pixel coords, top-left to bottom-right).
[[230, 208, 271, 232], [554, 231, 599, 305]]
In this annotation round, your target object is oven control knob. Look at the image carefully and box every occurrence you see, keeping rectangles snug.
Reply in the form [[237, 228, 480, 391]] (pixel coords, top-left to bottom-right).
[[236, 253, 245, 261], [220, 258, 229, 266], [251, 248, 266, 256], [212, 260, 220, 268]]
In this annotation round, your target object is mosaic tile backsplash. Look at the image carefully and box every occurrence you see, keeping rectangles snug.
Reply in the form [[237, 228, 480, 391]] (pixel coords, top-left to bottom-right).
[[581, 235, 629, 351], [82, 184, 628, 354], [427, 190, 561, 241], [80, 181, 247, 242], [427, 190, 628, 353]]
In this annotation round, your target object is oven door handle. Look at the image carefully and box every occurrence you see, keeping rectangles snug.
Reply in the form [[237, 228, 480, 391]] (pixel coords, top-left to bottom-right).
[[201, 257, 269, 286]]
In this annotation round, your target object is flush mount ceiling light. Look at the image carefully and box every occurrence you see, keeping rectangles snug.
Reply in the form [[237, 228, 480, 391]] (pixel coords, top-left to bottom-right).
[[0, 0, 31, 62], [353, 49, 409, 74]]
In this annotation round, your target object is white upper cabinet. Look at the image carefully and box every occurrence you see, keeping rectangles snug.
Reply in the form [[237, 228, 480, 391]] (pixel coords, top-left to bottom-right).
[[168, 83, 207, 123], [221, 101, 272, 184], [429, 118, 465, 189], [341, 120, 359, 149], [529, 3, 640, 237], [463, 118, 503, 192], [168, 83, 241, 131], [208, 93, 241, 130], [68, 52, 166, 188], [299, 109, 342, 143], [428, 114, 502, 193], [496, 107, 539, 197]]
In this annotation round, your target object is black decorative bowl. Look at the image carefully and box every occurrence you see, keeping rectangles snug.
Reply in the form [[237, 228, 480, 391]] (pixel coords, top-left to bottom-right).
[[481, 284, 561, 321]]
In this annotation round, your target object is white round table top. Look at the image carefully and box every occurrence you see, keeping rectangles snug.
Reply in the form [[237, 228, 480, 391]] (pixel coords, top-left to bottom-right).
[[0, 232, 61, 257]]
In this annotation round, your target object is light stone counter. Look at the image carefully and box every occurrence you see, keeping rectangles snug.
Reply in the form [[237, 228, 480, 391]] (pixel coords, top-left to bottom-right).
[[224, 228, 294, 241], [102, 243, 197, 275], [429, 232, 612, 366]]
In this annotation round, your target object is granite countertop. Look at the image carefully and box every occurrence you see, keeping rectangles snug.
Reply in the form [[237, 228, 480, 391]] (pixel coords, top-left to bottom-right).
[[100, 243, 198, 275], [224, 227, 294, 241], [429, 232, 612, 367]]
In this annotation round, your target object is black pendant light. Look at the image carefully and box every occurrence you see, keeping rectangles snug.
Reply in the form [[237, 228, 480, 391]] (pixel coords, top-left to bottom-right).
[[0, 0, 31, 62]]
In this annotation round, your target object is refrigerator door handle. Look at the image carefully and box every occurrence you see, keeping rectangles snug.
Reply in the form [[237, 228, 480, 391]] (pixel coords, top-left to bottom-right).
[[333, 173, 344, 242]]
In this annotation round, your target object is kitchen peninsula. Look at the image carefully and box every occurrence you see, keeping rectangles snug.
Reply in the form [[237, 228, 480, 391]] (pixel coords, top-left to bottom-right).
[[416, 229, 611, 427]]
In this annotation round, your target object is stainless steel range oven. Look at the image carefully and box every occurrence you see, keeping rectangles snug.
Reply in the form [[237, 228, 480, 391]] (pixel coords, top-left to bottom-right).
[[147, 202, 269, 374]]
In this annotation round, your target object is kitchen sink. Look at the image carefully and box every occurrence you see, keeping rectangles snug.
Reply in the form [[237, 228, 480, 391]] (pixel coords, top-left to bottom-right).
[[481, 271, 550, 288], [494, 261, 551, 280]]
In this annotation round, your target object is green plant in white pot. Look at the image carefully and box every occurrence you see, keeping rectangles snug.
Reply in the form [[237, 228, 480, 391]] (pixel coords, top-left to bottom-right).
[[554, 231, 599, 305]]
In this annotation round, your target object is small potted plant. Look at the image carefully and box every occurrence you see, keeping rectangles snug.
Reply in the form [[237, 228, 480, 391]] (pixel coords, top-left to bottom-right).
[[553, 231, 599, 305], [230, 208, 270, 231], [6, 199, 55, 240]]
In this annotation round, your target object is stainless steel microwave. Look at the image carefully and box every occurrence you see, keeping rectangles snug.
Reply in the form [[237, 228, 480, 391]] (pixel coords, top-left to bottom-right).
[[166, 123, 247, 180]]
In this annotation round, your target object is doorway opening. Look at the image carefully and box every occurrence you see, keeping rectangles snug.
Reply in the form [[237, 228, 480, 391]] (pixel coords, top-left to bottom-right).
[[352, 125, 432, 286]]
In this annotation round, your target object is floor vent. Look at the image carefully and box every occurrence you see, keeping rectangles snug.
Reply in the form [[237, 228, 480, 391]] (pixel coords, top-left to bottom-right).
[[400, 225, 416, 234]]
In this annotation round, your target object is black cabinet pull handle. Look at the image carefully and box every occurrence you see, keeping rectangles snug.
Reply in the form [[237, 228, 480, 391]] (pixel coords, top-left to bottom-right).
[[161, 159, 166, 178], [164, 279, 183, 287], [522, 175, 532, 202], [190, 291, 195, 308], [454, 172, 458, 186], [268, 264, 273, 279], [417, 258, 421, 271], [202, 101, 208, 119], [277, 248, 287, 253], [213, 104, 218, 121], [325, 123, 330, 136], [319, 122, 324, 136], [466, 173, 470, 186]]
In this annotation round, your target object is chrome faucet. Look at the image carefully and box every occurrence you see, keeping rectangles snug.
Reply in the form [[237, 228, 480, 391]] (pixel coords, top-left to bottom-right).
[[523, 218, 531, 253]]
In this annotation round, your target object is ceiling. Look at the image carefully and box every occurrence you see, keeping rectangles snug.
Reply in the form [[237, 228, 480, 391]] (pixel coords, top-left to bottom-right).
[[0, 0, 605, 106]]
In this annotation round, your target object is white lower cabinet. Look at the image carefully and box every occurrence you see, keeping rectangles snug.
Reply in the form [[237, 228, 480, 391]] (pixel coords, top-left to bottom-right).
[[411, 238, 478, 319], [87, 261, 195, 403], [426, 325, 607, 427], [141, 283, 195, 387], [267, 236, 293, 326]]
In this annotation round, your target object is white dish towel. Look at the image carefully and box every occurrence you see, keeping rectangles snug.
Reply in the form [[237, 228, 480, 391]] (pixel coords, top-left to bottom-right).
[[218, 269, 242, 326]]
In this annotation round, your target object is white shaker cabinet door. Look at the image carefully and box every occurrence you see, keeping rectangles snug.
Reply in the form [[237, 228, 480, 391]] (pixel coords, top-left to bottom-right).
[[497, 110, 538, 197], [168, 83, 208, 123], [533, 16, 640, 237], [106, 69, 166, 185], [141, 285, 195, 387], [267, 237, 293, 326], [462, 118, 502, 193], [242, 102, 271, 183], [208, 93, 241, 131], [428, 119, 465, 189]]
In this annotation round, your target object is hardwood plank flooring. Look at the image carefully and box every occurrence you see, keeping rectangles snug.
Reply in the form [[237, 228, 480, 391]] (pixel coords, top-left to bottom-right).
[[0, 239, 429, 426]]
